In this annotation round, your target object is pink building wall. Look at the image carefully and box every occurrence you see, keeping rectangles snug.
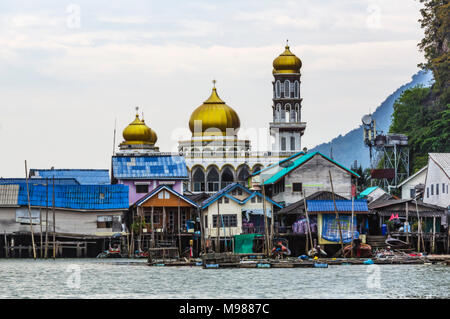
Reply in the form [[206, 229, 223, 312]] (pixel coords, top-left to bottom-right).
[[119, 180, 184, 205]]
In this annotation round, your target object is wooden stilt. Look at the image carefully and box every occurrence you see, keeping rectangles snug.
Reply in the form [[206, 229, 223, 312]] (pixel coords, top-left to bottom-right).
[[44, 178, 49, 259], [24, 160, 37, 260], [52, 177, 56, 259]]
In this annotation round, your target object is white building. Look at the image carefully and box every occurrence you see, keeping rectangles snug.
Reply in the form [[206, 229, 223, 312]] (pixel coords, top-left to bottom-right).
[[424, 153, 450, 208], [397, 165, 427, 199]]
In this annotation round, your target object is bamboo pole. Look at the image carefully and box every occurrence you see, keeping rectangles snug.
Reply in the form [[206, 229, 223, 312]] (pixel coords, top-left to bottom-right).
[[44, 178, 49, 258], [4, 231, 8, 258], [414, 199, 421, 252], [52, 176, 56, 259], [405, 201, 409, 244], [350, 190, 354, 258], [39, 208, 43, 258], [302, 191, 314, 256], [24, 160, 37, 260], [432, 216, 436, 254], [199, 208, 206, 255], [216, 199, 220, 253], [151, 206, 155, 248], [178, 197, 181, 256], [262, 180, 270, 257], [328, 170, 344, 256]]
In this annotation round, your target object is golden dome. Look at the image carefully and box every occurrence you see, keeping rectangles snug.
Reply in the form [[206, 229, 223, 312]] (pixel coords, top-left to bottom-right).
[[273, 44, 302, 74], [122, 112, 157, 145], [189, 84, 240, 137]]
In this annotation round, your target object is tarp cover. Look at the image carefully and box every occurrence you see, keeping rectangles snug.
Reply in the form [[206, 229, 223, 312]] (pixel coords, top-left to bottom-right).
[[233, 234, 262, 254], [321, 214, 359, 243]]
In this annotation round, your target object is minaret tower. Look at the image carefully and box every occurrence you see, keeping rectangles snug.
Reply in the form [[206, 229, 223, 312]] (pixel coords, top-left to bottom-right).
[[270, 41, 306, 153]]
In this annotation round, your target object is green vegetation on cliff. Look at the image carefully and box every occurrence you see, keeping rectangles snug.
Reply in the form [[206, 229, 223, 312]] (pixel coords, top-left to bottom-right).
[[389, 0, 450, 172]]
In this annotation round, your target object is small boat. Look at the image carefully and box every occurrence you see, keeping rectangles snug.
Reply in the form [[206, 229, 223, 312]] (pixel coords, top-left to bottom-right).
[[205, 264, 219, 269], [257, 263, 271, 268], [313, 263, 328, 268], [343, 239, 372, 258], [385, 237, 409, 248]]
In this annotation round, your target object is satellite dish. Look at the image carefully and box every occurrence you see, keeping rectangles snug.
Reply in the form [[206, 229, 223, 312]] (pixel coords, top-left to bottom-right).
[[362, 114, 373, 126]]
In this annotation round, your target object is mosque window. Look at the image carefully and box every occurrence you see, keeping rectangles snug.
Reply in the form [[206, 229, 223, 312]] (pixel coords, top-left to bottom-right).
[[221, 166, 234, 189], [280, 106, 286, 122], [207, 167, 220, 192], [294, 81, 299, 98], [295, 104, 300, 122], [284, 80, 290, 97], [237, 166, 250, 186], [193, 167, 205, 192], [275, 81, 281, 98], [281, 137, 286, 151], [290, 137, 296, 150]]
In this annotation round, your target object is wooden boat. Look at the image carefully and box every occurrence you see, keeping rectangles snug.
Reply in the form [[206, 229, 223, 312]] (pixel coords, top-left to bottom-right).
[[343, 243, 372, 258]]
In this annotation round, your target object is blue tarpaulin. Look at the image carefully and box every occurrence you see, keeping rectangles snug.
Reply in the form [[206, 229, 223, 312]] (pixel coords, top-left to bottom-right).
[[321, 214, 359, 243]]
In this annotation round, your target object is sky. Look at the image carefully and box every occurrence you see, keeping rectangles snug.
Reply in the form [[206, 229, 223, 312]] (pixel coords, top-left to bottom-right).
[[0, 0, 426, 177]]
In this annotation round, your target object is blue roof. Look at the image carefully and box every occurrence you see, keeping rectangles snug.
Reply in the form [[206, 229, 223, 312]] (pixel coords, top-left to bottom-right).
[[263, 151, 360, 185], [135, 185, 199, 207], [306, 199, 368, 212], [0, 178, 80, 185], [29, 169, 110, 185], [13, 183, 128, 210], [112, 155, 188, 180], [201, 183, 282, 209]]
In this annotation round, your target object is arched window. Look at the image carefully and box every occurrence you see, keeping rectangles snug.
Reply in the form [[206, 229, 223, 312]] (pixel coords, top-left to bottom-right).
[[280, 105, 286, 122], [275, 81, 281, 98], [290, 137, 296, 150], [206, 167, 219, 192], [192, 167, 205, 192], [221, 166, 234, 189], [284, 80, 290, 98], [281, 137, 286, 151], [295, 103, 300, 122], [237, 165, 250, 186], [294, 81, 299, 98], [276, 104, 281, 122], [285, 104, 291, 123], [252, 164, 263, 175]]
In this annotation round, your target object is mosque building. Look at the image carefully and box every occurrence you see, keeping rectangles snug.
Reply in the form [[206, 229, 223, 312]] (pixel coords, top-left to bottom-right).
[[112, 43, 307, 196], [179, 43, 307, 193]]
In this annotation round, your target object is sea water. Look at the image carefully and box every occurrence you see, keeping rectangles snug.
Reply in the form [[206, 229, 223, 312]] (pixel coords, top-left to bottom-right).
[[0, 259, 448, 299]]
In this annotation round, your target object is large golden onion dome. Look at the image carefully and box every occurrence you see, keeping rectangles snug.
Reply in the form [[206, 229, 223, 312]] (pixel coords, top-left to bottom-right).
[[122, 111, 157, 145], [273, 43, 302, 74], [189, 83, 240, 137]]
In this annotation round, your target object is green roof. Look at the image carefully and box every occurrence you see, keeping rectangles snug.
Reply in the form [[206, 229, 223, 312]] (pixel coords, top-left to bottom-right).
[[263, 151, 360, 185], [359, 186, 379, 197]]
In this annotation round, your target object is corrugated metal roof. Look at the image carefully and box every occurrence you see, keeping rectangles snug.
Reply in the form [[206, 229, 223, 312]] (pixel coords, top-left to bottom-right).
[[8, 184, 129, 210], [359, 186, 379, 197], [112, 155, 188, 180], [429, 153, 450, 179], [251, 151, 305, 176], [201, 183, 282, 209], [263, 151, 360, 185], [306, 199, 368, 212], [30, 169, 110, 185], [0, 178, 79, 185], [0, 185, 19, 206]]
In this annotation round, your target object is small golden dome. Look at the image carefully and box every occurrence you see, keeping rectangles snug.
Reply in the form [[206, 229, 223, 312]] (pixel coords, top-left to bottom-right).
[[273, 43, 302, 74], [189, 84, 240, 137], [122, 112, 157, 145]]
